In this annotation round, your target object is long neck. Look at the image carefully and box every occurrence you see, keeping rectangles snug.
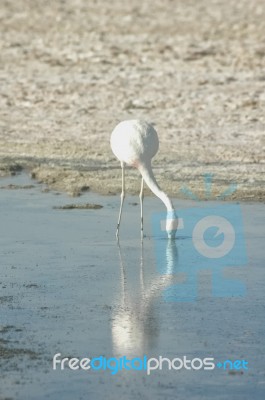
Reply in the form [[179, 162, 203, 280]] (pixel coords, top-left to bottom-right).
[[138, 161, 174, 213]]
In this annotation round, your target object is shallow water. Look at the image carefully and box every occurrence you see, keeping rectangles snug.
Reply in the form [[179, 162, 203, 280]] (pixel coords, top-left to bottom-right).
[[0, 173, 264, 400]]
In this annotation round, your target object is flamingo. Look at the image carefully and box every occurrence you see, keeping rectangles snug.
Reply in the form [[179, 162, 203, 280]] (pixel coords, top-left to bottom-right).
[[110, 119, 178, 239], [111, 240, 178, 356]]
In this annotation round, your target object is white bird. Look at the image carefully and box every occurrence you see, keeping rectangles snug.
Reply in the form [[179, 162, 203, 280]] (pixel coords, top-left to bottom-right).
[[112, 240, 177, 356], [110, 119, 178, 239]]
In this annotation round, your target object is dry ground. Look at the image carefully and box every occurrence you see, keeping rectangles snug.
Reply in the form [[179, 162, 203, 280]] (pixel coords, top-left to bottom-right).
[[0, 0, 264, 200]]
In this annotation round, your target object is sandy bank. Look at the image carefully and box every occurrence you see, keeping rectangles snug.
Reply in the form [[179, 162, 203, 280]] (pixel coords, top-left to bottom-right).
[[0, 0, 264, 200]]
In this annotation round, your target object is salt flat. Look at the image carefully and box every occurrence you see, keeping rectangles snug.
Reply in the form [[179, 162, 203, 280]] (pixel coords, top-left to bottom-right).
[[0, 0, 264, 200]]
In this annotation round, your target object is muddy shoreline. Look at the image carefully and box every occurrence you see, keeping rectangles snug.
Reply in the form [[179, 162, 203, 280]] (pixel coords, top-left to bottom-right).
[[0, 158, 264, 202]]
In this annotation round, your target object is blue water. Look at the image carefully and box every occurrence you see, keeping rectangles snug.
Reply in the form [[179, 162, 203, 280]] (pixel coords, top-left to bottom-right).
[[0, 173, 264, 400]]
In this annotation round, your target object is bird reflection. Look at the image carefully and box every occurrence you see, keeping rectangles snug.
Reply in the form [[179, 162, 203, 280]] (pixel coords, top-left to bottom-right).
[[111, 239, 179, 357]]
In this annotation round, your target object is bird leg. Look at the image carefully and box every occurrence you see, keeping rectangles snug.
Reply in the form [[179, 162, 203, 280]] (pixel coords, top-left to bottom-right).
[[139, 177, 144, 240], [116, 162, 125, 240]]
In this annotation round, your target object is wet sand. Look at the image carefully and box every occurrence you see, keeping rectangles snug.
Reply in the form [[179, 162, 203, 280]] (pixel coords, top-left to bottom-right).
[[0, 172, 265, 399], [0, 0, 265, 200]]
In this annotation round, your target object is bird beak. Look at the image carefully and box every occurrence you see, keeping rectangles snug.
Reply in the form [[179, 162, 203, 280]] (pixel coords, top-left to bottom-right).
[[167, 230, 176, 240]]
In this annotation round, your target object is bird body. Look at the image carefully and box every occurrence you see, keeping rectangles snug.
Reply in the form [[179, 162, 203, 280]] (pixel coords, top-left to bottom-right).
[[110, 119, 177, 239], [111, 120, 159, 167]]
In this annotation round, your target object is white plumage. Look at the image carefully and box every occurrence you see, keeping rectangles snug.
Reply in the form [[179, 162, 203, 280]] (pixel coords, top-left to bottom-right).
[[110, 119, 177, 239]]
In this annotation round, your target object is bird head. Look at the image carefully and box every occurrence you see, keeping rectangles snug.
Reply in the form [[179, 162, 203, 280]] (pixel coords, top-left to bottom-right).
[[167, 230, 176, 240], [166, 211, 178, 240]]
